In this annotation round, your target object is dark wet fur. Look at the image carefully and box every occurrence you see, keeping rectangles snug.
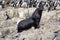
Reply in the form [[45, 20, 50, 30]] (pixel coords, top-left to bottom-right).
[[17, 3, 43, 33]]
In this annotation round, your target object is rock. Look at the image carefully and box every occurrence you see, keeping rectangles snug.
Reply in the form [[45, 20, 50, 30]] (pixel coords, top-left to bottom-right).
[[0, 5, 2, 11], [6, 20, 14, 27], [0, 11, 7, 21], [5, 8, 14, 19], [27, 8, 36, 17], [0, 7, 60, 40], [55, 35, 60, 40], [0, 19, 16, 28], [33, 37, 42, 40], [17, 8, 36, 19], [53, 30, 60, 40], [1, 29, 10, 38], [40, 11, 56, 25], [11, 17, 19, 25], [18, 11, 26, 19], [0, 21, 7, 28], [0, 32, 2, 37], [0, 38, 5, 40]]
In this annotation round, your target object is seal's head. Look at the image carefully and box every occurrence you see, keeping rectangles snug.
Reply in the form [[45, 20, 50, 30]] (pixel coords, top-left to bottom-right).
[[38, 2, 44, 11]]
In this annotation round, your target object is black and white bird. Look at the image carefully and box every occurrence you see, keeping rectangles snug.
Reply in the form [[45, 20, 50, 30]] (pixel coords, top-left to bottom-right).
[[21, 1, 28, 8]]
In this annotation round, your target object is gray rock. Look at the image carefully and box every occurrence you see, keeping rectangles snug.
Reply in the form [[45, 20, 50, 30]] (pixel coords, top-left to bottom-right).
[[0, 11, 7, 21], [1, 29, 10, 38], [34, 37, 42, 40], [5, 8, 14, 19], [53, 30, 60, 40]]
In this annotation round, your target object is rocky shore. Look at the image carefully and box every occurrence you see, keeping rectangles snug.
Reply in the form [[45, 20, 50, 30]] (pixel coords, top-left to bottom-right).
[[0, 7, 60, 40]]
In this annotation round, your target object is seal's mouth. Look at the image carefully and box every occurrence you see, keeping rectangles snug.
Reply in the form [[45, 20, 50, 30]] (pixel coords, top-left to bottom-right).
[[37, 7, 43, 11]]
